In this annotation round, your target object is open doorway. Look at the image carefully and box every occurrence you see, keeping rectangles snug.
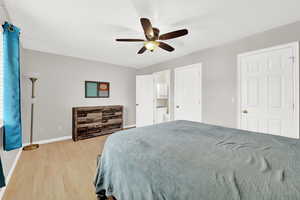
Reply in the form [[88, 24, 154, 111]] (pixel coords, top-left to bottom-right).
[[153, 70, 171, 124]]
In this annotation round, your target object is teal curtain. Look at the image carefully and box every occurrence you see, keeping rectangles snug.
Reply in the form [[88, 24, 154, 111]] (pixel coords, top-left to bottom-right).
[[0, 151, 4, 187], [3, 22, 22, 151]]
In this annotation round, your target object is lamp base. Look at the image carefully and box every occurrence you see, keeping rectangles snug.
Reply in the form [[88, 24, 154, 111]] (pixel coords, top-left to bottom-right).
[[23, 144, 39, 151]]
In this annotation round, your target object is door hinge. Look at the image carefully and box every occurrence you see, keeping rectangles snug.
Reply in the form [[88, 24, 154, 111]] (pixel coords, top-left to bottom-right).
[[288, 56, 295, 63], [293, 103, 295, 110]]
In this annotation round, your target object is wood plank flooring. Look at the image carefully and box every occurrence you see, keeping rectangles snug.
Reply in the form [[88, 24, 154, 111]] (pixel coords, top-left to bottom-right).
[[3, 136, 109, 200]]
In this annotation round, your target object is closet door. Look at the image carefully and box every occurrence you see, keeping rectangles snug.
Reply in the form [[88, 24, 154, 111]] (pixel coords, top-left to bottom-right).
[[174, 64, 202, 122], [136, 75, 154, 127], [238, 42, 299, 138]]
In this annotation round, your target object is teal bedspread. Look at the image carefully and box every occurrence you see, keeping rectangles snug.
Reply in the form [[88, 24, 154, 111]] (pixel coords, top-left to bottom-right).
[[94, 120, 300, 200]]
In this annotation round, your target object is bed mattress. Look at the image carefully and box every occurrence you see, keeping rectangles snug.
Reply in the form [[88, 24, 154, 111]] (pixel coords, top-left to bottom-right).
[[95, 120, 300, 200]]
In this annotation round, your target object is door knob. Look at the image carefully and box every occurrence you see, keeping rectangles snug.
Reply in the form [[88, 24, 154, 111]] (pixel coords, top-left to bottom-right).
[[136, 104, 139, 106], [176, 105, 180, 108], [242, 110, 248, 114]]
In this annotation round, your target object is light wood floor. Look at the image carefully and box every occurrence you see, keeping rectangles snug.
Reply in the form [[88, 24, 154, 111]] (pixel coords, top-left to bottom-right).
[[3, 135, 109, 200]]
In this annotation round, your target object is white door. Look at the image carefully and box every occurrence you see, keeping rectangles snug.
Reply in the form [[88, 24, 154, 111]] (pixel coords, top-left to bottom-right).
[[174, 64, 202, 122], [136, 75, 154, 127], [238, 42, 299, 139]]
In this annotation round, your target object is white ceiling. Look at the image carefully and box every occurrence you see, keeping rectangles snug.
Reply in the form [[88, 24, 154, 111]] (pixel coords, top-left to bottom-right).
[[4, 0, 300, 68]]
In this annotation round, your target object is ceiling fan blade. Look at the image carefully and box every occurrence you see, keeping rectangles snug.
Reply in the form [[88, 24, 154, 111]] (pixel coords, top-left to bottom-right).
[[158, 42, 175, 52], [159, 29, 188, 40], [116, 39, 145, 42], [140, 18, 154, 40], [137, 46, 147, 54]]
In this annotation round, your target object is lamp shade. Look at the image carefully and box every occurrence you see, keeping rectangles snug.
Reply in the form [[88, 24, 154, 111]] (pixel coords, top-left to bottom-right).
[[23, 72, 39, 79]]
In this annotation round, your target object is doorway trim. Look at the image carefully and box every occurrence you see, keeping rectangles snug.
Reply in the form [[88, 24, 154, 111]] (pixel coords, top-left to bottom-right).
[[153, 69, 171, 123], [237, 42, 299, 137], [174, 63, 202, 122]]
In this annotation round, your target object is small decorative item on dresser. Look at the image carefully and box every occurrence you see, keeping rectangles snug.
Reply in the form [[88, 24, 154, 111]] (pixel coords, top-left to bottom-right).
[[72, 105, 123, 141]]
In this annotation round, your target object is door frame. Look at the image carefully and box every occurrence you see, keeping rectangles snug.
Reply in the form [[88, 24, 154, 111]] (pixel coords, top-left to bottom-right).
[[153, 69, 171, 123], [237, 42, 299, 136], [174, 63, 202, 122]]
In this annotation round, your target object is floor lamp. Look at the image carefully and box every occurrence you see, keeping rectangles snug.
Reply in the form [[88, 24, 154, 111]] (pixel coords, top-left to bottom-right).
[[23, 77, 39, 151]]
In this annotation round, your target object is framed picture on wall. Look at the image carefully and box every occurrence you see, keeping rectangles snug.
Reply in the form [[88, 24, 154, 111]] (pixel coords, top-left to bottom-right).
[[98, 82, 110, 98], [85, 81, 110, 98]]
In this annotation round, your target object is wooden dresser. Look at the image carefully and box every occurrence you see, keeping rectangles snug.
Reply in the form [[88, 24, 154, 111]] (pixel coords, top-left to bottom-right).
[[72, 105, 123, 141]]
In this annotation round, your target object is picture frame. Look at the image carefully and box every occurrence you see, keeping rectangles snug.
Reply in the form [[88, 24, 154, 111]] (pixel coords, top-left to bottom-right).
[[85, 81, 110, 98], [98, 82, 110, 98]]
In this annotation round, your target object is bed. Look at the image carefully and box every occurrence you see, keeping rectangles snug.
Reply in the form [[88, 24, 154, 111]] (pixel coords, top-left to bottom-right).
[[94, 120, 300, 200]]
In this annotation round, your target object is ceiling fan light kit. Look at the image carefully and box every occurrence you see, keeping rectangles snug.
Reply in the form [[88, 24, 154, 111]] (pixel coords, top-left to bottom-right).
[[116, 18, 188, 54], [145, 41, 159, 51]]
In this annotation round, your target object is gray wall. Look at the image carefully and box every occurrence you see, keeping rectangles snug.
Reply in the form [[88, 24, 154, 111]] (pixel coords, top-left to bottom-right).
[[21, 49, 137, 143], [138, 21, 300, 128]]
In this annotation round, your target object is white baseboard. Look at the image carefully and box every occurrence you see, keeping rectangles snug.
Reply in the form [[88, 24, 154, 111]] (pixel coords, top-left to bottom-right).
[[23, 127, 135, 147], [124, 124, 136, 129], [22, 126, 137, 146], [22, 126, 137, 147], [23, 135, 72, 147], [0, 149, 22, 200]]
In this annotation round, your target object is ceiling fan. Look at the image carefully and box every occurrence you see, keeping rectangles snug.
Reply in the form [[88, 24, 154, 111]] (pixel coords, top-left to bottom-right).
[[116, 18, 188, 54]]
